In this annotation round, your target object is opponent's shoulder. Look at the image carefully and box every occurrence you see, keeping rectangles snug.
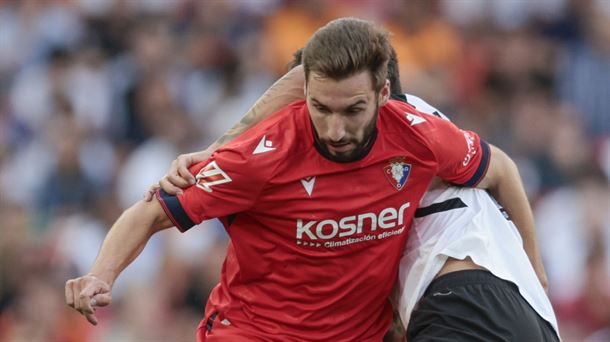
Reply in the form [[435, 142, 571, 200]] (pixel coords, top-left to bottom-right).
[[401, 93, 450, 121], [384, 92, 451, 125]]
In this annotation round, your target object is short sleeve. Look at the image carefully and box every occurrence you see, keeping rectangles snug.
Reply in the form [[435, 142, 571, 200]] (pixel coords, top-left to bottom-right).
[[427, 117, 491, 187], [156, 148, 268, 232]]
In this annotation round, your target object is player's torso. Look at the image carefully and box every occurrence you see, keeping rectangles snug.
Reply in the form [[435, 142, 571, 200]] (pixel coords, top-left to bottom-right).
[[210, 101, 438, 340], [398, 186, 559, 334]]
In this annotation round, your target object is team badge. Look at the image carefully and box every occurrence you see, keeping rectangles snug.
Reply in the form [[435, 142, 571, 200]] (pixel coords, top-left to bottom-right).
[[384, 157, 411, 191], [195, 161, 232, 192]]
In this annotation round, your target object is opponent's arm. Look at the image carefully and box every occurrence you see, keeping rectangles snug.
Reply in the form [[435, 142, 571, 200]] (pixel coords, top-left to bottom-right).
[[145, 65, 305, 199], [65, 197, 173, 325], [477, 144, 548, 291], [213, 65, 305, 148]]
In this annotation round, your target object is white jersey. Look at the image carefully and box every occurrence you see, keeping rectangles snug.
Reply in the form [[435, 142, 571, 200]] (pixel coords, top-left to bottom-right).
[[395, 94, 560, 335]]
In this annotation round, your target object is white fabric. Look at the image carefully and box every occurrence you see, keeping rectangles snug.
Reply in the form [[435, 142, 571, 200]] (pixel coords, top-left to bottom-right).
[[396, 186, 559, 336], [396, 93, 559, 336]]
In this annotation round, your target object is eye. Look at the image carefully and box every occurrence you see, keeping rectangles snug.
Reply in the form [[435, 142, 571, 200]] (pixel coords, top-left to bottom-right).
[[316, 105, 330, 114], [346, 108, 363, 115]]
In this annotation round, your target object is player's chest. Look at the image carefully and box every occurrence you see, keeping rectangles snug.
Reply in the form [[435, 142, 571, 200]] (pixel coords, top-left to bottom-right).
[[253, 155, 435, 222], [246, 157, 432, 250]]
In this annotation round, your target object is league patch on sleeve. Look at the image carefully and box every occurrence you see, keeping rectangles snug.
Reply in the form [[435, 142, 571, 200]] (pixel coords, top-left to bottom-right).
[[196, 161, 232, 193], [462, 131, 477, 166]]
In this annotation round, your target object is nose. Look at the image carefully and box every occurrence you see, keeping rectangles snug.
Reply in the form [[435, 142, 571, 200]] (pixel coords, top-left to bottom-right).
[[326, 114, 346, 142]]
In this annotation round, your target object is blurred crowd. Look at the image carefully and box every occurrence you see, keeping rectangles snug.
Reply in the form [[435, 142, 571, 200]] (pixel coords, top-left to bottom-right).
[[0, 0, 608, 341]]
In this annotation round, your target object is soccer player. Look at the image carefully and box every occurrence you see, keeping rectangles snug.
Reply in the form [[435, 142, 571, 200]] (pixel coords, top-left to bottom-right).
[[394, 95, 559, 341], [151, 52, 561, 341], [66, 18, 547, 341]]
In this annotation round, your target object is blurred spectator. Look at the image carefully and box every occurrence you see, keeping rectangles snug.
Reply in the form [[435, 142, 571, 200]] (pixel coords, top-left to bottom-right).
[[556, 0, 610, 137], [536, 166, 610, 339], [262, 0, 332, 75], [385, 0, 462, 108]]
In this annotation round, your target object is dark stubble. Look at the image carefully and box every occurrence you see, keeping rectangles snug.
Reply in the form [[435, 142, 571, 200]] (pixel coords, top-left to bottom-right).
[[316, 99, 379, 163]]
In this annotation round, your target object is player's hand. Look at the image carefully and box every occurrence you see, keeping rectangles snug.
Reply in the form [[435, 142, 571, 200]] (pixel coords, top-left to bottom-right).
[[65, 274, 112, 325], [143, 150, 213, 201]]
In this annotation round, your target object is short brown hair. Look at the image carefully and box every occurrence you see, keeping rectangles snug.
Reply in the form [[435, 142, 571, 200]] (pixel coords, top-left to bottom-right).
[[302, 18, 391, 92]]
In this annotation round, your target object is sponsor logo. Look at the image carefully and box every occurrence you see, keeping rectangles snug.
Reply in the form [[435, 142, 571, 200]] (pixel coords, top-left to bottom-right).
[[195, 161, 232, 192], [300, 176, 316, 197], [253, 135, 276, 154], [384, 157, 411, 190], [462, 131, 477, 166], [295, 202, 410, 247], [405, 112, 426, 126]]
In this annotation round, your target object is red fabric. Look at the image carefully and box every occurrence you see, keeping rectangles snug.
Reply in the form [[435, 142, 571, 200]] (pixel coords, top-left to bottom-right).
[[160, 99, 488, 340]]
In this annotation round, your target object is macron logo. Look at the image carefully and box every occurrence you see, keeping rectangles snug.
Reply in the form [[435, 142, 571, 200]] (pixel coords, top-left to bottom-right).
[[253, 135, 276, 155], [405, 113, 426, 126], [300, 176, 316, 197]]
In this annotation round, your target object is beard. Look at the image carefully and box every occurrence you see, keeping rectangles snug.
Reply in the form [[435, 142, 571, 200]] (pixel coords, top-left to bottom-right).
[[315, 101, 379, 163]]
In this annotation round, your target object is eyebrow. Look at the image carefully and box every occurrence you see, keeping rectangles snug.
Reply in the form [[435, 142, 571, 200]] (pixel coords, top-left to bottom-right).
[[311, 98, 367, 110]]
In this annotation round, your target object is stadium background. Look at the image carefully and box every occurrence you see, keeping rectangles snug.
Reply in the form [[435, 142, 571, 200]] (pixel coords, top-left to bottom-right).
[[0, 0, 608, 341]]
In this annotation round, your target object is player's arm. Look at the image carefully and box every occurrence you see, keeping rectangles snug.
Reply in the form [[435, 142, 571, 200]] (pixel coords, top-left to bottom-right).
[[144, 65, 305, 199], [65, 197, 173, 325], [476, 144, 548, 291]]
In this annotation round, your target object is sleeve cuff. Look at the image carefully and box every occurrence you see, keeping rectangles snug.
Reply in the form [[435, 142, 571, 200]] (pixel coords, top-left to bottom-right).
[[458, 139, 491, 187], [155, 189, 196, 232]]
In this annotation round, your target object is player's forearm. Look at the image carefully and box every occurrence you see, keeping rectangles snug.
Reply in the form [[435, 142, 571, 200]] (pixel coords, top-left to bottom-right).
[[212, 65, 305, 148], [479, 146, 547, 288], [89, 199, 173, 286], [489, 164, 542, 269]]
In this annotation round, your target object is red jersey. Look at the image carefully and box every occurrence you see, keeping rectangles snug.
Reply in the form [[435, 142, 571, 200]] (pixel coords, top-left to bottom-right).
[[157, 99, 490, 341]]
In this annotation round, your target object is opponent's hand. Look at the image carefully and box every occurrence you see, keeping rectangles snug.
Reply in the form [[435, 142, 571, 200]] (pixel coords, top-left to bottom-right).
[[65, 274, 112, 325], [143, 150, 213, 201]]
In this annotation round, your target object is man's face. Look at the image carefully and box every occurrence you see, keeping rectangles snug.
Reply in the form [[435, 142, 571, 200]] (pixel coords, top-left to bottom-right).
[[306, 70, 390, 162]]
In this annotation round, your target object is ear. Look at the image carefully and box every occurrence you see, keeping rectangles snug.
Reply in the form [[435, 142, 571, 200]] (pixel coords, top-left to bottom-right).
[[378, 79, 390, 106]]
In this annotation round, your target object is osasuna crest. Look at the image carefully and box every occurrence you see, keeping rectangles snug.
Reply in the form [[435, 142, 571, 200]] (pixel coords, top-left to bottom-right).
[[384, 157, 411, 190]]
